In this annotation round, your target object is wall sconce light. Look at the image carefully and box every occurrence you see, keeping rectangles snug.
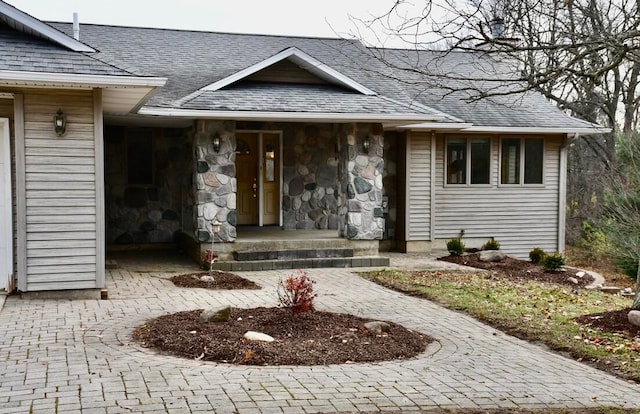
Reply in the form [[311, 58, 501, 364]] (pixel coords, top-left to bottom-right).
[[53, 109, 66, 136], [363, 136, 370, 152], [212, 134, 221, 152]]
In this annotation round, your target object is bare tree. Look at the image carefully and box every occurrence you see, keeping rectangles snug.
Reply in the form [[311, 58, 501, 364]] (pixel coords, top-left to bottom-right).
[[354, 0, 640, 240]]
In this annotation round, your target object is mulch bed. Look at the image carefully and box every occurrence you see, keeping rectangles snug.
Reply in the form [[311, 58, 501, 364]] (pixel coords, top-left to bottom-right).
[[439, 253, 594, 288], [575, 308, 640, 337], [132, 307, 433, 365], [170, 271, 261, 290]]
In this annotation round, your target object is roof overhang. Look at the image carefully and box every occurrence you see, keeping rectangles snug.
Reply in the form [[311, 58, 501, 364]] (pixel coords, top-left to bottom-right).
[[138, 106, 443, 125], [0, 70, 167, 112], [400, 123, 611, 135], [0, 1, 95, 52]]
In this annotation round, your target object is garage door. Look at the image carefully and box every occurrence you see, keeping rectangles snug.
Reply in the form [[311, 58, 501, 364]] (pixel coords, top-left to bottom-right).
[[0, 119, 12, 291]]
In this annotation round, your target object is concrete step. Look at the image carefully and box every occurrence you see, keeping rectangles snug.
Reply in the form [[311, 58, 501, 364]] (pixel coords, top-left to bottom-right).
[[212, 256, 390, 272], [234, 248, 354, 261]]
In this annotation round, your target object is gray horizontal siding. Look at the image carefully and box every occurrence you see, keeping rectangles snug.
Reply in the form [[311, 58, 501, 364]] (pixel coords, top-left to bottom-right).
[[434, 136, 562, 258], [407, 132, 431, 240], [23, 91, 98, 291]]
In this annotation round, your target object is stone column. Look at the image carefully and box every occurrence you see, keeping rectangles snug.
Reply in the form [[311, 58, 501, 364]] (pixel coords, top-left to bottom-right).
[[193, 120, 237, 243], [344, 123, 385, 240]]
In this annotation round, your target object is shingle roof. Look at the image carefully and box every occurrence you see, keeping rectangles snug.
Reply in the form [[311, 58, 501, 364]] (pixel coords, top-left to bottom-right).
[[0, 24, 134, 76], [176, 82, 434, 115], [41, 22, 600, 130]]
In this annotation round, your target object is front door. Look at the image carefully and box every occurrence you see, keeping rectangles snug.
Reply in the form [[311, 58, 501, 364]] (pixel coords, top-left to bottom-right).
[[236, 131, 281, 226], [0, 119, 13, 291]]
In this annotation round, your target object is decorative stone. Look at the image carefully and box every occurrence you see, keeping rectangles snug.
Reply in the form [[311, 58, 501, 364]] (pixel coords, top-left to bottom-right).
[[347, 225, 358, 239], [199, 275, 215, 283], [304, 182, 317, 191], [576, 271, 586, 278], [197, 231, 210, 242], [149, 210, 163, 222], [218, 164, 235, 177], [140, 221, 155, 232], [317, 165, 337, 187], [244, 331, 275, 342], [628, 310, 640, 327], [347, 184, 355, 199], [478, 250, 506, 262], [203, 172, 221, 187], [199, 306, 232, 323], [354, 177, 372, 194], [289, 177, 304, 196], [227, 211, 237, 226], [196, 161, 209, 173], [364, 321, 390, 335], [374, 207, 384, 218], [567, 277, 579, 285]]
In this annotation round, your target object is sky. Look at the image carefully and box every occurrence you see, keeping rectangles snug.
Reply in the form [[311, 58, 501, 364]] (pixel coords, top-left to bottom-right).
[[4, 0, 411, 46]]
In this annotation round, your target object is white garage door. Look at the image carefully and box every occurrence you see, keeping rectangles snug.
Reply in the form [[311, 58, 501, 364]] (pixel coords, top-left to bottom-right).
[[0, 119, 12, 291]]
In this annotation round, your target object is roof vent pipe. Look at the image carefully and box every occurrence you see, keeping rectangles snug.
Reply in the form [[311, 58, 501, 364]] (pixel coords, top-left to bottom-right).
[[73, 12, 80, 40]]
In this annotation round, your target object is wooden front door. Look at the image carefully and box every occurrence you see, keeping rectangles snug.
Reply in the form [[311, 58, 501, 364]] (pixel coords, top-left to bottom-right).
[[235, 131, 281, 226], [236, 132, 259, 225], [0, 119, 12, 291]]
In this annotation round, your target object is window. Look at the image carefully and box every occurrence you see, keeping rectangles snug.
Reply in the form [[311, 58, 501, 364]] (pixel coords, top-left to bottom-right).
[[446, 138, 490, 184], [500, 138, 544, 185]]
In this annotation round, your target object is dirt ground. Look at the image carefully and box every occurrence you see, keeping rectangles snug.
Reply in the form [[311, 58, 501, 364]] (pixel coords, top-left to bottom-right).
[[132, 307, 432, 365]]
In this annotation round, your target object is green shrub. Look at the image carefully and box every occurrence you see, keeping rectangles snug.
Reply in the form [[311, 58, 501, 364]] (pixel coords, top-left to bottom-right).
[[616, 257, 640, 280], [482, 239, 501, 250], [542, 252, 566, 271], [529, 247, 546, 264], [446, 238, 465, 255]]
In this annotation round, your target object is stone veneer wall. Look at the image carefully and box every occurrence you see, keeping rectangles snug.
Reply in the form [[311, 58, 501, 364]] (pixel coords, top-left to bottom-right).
[[281, 124, 342, 231], [194, 120, 237, 243], [105, 126, 193, 244], [343, 124, 385, 240]]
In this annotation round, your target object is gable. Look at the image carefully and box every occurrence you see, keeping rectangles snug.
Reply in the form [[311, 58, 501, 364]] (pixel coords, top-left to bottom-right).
[[202, 47, 376, 96], [245, 59, 328, 85]]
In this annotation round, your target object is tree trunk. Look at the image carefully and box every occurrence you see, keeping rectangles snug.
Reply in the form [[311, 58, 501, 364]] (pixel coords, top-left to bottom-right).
[[633, 259, 640, 310]]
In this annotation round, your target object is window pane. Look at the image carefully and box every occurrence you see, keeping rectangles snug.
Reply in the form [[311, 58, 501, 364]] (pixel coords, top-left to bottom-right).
[[470, 138, 490, 184], [524, 139, 544, 184], [501, 138, 520, 184], [447, 139, 466, 184]]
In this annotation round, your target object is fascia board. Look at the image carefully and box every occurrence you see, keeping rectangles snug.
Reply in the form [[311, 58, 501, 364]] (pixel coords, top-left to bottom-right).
[[0, 70, 167, 88], [139, 106, 442, 122], [402, 123, 610, 135]]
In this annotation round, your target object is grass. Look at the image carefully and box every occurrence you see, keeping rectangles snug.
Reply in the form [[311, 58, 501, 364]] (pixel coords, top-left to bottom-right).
[[364, 268, 640, 382]]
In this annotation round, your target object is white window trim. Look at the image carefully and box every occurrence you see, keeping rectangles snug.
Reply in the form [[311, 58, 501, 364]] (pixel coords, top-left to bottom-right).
[[444, 136, 492, 187], [498, 137, 546, 187]]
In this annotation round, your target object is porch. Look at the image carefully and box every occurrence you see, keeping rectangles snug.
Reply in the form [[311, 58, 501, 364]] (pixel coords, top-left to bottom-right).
[[180, 228, 389, 271]]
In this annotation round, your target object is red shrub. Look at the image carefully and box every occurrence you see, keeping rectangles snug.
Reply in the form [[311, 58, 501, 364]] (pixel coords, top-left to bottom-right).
[[277, 270, 316, 316]]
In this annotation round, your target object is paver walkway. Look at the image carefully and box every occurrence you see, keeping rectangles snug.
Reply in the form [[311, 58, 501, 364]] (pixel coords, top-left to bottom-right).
[[1, 253, 640, 413]]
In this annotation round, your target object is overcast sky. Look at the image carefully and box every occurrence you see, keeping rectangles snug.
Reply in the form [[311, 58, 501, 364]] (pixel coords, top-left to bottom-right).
[[5, 0, 411, 46]]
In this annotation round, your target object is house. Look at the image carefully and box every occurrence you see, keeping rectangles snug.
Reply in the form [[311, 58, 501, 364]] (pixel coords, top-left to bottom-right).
[[0, 1, 606, 296]]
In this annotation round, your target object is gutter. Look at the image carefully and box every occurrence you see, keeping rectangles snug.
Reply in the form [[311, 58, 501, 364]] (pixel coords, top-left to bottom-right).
[[0, 70, 167, 88]]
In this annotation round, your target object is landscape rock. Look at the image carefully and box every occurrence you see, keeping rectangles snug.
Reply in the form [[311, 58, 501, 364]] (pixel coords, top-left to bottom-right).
[[478, 250, 507, 262], [364, 321, 391, 335], [575, 271, 586, 278], [567, 277, 579, 285], [628, 310, 640, 327], [244, 331, 275, 342], [199, 306, 232, 323], [199, 275, 215, 283]]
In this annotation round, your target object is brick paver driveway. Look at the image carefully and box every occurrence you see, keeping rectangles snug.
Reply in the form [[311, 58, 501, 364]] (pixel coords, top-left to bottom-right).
[[1, 253, 639, 413]]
